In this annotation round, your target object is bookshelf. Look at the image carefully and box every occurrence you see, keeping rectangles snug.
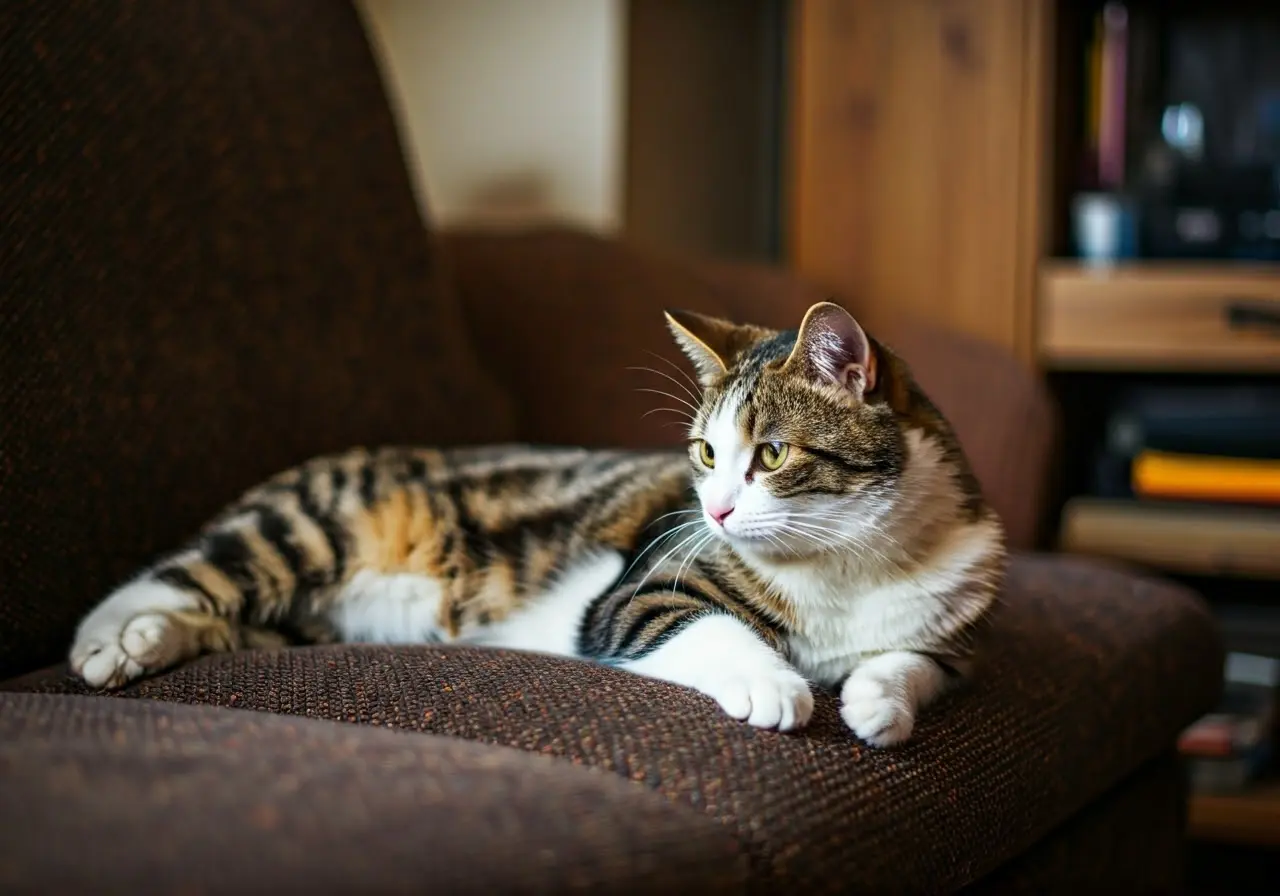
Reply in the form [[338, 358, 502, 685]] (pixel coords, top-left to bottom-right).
[[1188, 782, 1280, 848], [1040, 262, 1280, 372], [787, 0, 1280, 852]]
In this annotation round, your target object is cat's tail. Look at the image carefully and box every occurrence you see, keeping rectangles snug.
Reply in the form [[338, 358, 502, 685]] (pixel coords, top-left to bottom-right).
[[69, 466, 350, 689]]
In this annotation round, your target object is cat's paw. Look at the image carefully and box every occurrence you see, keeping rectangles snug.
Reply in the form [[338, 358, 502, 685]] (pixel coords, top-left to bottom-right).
[[702, 665, 814, 732], [840, 672, 914, 747], [69, 581, 193, 689]]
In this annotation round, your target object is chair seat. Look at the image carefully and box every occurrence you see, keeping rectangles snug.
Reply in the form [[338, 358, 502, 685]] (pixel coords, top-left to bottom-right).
[[7, 553, 1222, 892]]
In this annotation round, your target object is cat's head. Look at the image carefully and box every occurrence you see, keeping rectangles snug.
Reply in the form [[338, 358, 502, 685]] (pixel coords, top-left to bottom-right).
[[665, 302, 905, 562]]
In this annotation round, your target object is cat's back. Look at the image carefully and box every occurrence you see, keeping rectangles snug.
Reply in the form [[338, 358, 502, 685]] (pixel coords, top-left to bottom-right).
[[233, 442, 686, 571]]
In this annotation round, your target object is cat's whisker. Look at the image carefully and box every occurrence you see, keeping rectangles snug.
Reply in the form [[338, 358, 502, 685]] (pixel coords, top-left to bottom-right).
[[642, 407, 693, 422], [760, 530, 798, 559], [635, 387, 700, 416], [671, 531, 715, 598], [626, 365, 699, 404], [775, 526, 841, 554], [645, 508, 700, 529], [630, 524, 709, 599], [748, 510, 898, 565], [619, 520, 706, 581], [644, 350, 702, 397]]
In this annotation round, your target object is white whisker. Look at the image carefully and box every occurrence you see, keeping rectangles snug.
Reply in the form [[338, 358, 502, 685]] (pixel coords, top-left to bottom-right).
[[645, 508, 700, 528], [635, 387, 700, 415], [644, 350, 702, 396], [672, 531, 715, 598], [630, 524, 709, 598], [620, 520, 705, 581], [642, 407, 693, 422], [627, 365, 699, 403]]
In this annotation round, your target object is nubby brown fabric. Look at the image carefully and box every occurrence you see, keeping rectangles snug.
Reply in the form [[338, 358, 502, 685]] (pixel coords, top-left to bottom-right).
[[0, 692, 748, 895], [11, 554, 1223, 893], [0, 1, 516, 680], [963, 751, 1187, 894]]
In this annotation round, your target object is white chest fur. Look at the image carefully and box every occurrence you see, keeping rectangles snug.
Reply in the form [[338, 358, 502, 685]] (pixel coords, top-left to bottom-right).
[[773, 515, 1001, 689]]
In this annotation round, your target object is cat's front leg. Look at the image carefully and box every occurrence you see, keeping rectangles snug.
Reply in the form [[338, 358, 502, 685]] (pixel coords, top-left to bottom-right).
[[840, 651, 950, 747], [621, 614, 814, 731]]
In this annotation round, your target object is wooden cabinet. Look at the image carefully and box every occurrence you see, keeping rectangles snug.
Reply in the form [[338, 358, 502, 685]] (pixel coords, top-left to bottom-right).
[[787, 0, 1052, 364], [1041, 263, 1280, 371]]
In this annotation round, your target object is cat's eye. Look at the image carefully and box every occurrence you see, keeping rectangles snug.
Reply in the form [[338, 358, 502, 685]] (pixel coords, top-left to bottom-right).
[[757, 441, 789, 471], [696, 439, 716, 469]]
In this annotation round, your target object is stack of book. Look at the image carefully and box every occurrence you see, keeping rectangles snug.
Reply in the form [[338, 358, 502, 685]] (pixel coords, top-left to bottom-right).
[[1179, 652, 1278, 794], [1061, 384, 1280, 581], [1063, 384, 1280, 793]]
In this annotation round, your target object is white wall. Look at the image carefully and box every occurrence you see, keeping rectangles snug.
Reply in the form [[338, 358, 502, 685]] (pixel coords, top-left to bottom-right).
[[359, 0, 625, 232]]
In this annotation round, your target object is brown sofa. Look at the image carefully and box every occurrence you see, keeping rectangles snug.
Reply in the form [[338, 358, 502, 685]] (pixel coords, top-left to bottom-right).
[[0, 3, 1222, 893]]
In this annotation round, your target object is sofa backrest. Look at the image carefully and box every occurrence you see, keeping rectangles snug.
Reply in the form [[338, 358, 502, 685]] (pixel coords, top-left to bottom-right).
[[0, 1, 515, 679]]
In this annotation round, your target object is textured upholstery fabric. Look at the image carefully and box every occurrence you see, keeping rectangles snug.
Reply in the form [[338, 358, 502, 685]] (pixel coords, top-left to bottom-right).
[[8, 554, 1223, 893], [0, 1, 516, 680], [963, 751, 1187, 894], [0, 692, 748, 895], [444, 228, 1055, 550]]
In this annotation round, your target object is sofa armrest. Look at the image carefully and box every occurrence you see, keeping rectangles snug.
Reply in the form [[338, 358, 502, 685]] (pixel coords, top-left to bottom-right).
[[0, 692, 747, 893], [7, 552, 1222, 892], [442, 226, 1057, 550]]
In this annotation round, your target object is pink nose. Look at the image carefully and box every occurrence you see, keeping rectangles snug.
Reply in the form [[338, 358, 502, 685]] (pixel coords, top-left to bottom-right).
[[709, 504, 734, 525]]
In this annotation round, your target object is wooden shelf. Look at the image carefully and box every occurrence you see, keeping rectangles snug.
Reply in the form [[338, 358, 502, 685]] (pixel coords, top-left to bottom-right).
[[1038, 261, 1280, 372], [1059, 497, 1280, 580], [1188, 781, 1280, 847]]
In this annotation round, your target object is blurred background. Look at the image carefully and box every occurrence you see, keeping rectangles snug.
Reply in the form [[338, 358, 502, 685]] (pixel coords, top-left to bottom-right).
[[359, 0, 1280, 886]]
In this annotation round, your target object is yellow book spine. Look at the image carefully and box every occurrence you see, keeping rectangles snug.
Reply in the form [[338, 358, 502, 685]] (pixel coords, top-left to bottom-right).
[[1133, 450, 1280, 504]]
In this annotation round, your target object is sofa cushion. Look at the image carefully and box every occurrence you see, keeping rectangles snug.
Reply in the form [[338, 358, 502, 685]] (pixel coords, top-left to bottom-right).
[[8, 554, 1223, 892], [0, 692, 747, 895], [0, 1, 517, 680]]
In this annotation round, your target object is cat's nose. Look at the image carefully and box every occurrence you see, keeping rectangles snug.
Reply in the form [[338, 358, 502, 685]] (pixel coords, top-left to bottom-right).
[[709, 504, 735, 526]]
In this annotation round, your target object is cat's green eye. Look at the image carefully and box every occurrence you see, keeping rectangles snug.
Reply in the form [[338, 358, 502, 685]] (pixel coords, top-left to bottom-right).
[[758, 442, 789, 471], [696, 439, 716, 468]]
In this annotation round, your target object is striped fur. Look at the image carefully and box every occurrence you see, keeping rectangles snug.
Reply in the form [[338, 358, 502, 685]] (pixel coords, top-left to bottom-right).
[[70, 302, 1005, 746]]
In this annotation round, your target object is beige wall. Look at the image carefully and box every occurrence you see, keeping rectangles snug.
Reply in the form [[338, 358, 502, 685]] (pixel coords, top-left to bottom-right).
[[359, 0, 625, 232]]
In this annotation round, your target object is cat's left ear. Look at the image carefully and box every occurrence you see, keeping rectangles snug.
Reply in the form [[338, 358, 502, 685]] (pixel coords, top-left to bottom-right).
[[664, 309, 768, 385], [783, 302, 877, 400]]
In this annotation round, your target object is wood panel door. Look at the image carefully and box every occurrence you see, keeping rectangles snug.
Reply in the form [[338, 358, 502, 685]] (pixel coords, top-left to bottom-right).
[[787, 0, 1052, 364]]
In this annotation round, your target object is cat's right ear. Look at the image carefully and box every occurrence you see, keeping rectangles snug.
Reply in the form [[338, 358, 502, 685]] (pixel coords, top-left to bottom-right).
[[663, 309, 733, 385]]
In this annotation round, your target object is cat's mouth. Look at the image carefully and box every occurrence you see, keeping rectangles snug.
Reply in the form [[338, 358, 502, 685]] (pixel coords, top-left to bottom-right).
[[712, 516, 801, 554], [712, 508, 855, 560]]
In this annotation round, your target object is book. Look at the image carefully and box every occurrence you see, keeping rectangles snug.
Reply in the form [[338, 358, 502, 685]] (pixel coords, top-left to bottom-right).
[[1132, 450, 1280, 505], [1180, 653, 1278, 794], [1059, 497, 1280, 579], [1106, 385, 1280, 461], [1097, 3, 1129, 190]]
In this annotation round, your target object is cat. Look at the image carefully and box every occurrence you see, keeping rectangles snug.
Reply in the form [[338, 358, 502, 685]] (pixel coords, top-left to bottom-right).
[[69, 301, 1005, 747]]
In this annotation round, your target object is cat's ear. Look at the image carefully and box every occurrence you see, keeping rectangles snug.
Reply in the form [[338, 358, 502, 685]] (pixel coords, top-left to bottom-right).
[[664, 309, 765, 385], [783, 302, 877, 400]]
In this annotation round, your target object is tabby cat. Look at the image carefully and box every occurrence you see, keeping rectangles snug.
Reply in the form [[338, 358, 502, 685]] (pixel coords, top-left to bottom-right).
[[70, 302, 1004, 746]]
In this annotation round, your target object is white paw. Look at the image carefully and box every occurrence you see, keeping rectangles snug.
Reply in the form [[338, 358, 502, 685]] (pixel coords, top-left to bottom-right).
[[841, 673, 914, 747], [69, 580, 194, 689], [702, 665, 814, 732]]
